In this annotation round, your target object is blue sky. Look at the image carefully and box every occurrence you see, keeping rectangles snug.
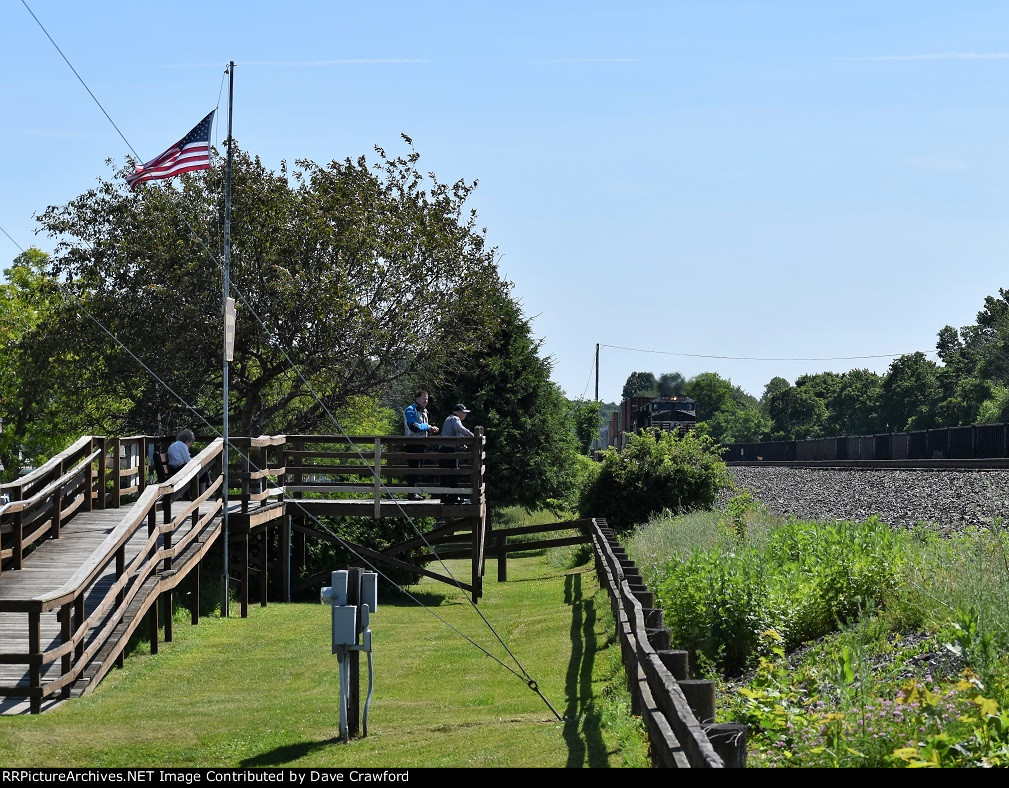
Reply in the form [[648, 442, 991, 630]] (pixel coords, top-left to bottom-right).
[[3, 1, 1009, 404]]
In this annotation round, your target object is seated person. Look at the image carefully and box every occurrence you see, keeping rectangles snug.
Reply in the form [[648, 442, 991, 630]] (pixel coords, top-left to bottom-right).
[[167, 428, 211, 494]]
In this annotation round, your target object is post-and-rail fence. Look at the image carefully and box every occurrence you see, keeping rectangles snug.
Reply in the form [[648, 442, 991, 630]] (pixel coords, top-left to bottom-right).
[[590, 518, 746, 767], [0, 433, 745, 767]]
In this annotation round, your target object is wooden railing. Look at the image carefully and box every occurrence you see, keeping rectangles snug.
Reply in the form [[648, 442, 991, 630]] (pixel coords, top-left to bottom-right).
[[590, 519, 747, 768], [227, 435, 287, 513], [1, 436, 103, 572], [282, 432, 485, 511], [0, 440, 225, 712], [0, 436, 163, 572]]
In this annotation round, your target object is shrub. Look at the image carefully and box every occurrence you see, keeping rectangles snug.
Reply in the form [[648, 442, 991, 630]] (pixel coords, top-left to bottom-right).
[[656, 544, 771, 675], [578, 429, 733, 532], [772, 516, 905, 647]]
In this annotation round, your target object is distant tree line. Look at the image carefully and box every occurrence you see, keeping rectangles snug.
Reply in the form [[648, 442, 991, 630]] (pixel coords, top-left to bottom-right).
[[620, 289, 1009, 444]]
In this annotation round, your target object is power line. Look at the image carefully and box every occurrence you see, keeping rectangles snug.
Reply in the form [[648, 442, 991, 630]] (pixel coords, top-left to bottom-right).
[[599, 343, 938, 362], [0, 224, 24, 254], [20, 0, 139, 161]]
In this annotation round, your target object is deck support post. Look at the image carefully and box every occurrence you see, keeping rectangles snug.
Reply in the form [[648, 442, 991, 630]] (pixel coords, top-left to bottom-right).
[[115, 547, 126, 668], [164, 591, 173, 643], [60, 604, 72, 699], [260, 528, 268, 607], [149, 595, 159, 655], [240, 531, 249, 618], [29, 611, 41, 714], [281, 514, 291, 602], [191, 561, 201, 625]]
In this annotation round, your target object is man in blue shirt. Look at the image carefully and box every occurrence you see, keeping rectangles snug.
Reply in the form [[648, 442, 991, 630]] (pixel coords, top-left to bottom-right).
[[167, 429, 196, 473], [403, 389, 439, 500]]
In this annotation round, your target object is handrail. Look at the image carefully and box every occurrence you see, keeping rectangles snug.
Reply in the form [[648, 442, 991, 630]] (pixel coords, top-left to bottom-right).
[[1, 439, 105, 571], [39, 440, 224, 610], [0, 437, 226, 712], [0, 431, 490, 712], [281, 432, 485, 507], [1, 448, 101, 516]]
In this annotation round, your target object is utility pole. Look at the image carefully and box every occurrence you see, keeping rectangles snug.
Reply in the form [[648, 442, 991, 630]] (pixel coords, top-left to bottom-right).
[[595, 343, 599, 402]]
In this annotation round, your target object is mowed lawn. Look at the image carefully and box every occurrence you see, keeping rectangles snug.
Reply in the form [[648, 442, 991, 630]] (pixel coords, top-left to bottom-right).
[[0, 549, 640, 768]]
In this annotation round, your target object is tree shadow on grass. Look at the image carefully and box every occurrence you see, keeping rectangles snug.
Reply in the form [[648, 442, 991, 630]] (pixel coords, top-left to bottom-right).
[[380, 588, 458, 607], [239, 738, 341, 767]]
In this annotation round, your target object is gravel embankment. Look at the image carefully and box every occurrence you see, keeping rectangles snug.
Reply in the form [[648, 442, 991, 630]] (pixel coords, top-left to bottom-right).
[[720, 466, 1009, 533]]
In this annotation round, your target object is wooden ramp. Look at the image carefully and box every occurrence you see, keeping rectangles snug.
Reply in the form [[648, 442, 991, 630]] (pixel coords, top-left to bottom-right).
[[0, 432, 491, 712], [0, 438, 227, 714]]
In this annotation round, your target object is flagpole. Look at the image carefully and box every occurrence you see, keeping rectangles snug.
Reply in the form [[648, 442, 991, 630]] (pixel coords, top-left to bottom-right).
[[221, 60, 235, 617]]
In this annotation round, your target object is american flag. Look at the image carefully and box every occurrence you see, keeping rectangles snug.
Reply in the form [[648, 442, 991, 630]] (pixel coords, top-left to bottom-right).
[[127, 110, 215, 189]]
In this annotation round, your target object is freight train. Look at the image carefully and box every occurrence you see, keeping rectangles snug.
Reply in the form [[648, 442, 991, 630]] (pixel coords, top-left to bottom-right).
[[722, 422, 1009, 465], [600, 394, 697, 450]]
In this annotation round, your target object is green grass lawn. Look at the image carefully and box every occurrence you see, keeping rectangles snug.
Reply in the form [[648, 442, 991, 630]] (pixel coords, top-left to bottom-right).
[[0, 548, 646, 768]]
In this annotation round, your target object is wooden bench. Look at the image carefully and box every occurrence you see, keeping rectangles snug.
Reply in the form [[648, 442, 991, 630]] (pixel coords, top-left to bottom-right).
[[152, 449, 171, 483]]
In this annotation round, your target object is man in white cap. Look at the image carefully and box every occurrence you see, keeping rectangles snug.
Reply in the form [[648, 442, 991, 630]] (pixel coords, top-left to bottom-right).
[[439, 403, 474, 504]]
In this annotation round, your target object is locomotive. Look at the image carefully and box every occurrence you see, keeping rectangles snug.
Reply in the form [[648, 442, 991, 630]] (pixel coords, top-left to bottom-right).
[[601, 394, 698, 450]]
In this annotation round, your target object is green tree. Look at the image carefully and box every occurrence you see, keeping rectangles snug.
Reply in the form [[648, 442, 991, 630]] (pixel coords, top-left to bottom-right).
[[699, 406, 771, 445], [760, 377, 791, 412], [935, 376, 994, 427], [0, 249, 132, 476], [792, 372, 846, 436], [683, 372, 734, 422], [571, 399, 605, 455], [433, 295, 580, 513], [977, 385, 1009, 424], [934, 289, 1009, 423], [765, 384, 828, 440], [622, 371, 657, 399], [35, 141, 508, 437], [829, 368, 885, 436], [962, 289, 1009, 384], [880, 352, 942, 431]]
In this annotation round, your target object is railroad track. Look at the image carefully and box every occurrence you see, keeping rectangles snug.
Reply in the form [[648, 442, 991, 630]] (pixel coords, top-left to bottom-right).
[[722, 464, 1009, 533]]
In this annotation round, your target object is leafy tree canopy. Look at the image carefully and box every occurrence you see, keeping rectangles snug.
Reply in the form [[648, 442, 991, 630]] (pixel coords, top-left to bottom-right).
[[683, 372, 734, 422], [829, 368, 884, 436], [571, 398, 605, 455], [760, 377, 791, 409], [427, 294, 580, 513], [765, 384, 828, 440], [1, 249, 132, 476], [880, 352, 942, 432], [622, 371, 658, 399], [34, 141, 509, 437]]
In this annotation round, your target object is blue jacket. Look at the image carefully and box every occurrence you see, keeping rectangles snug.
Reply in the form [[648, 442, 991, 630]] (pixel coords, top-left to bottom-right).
[[404, 403, 434, 436]]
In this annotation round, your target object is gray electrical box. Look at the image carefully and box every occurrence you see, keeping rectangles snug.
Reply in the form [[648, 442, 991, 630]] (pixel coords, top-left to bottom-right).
[[320, 570, 349, 607], [361, 572, 378, 612], [331, 606, 357, 648]]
